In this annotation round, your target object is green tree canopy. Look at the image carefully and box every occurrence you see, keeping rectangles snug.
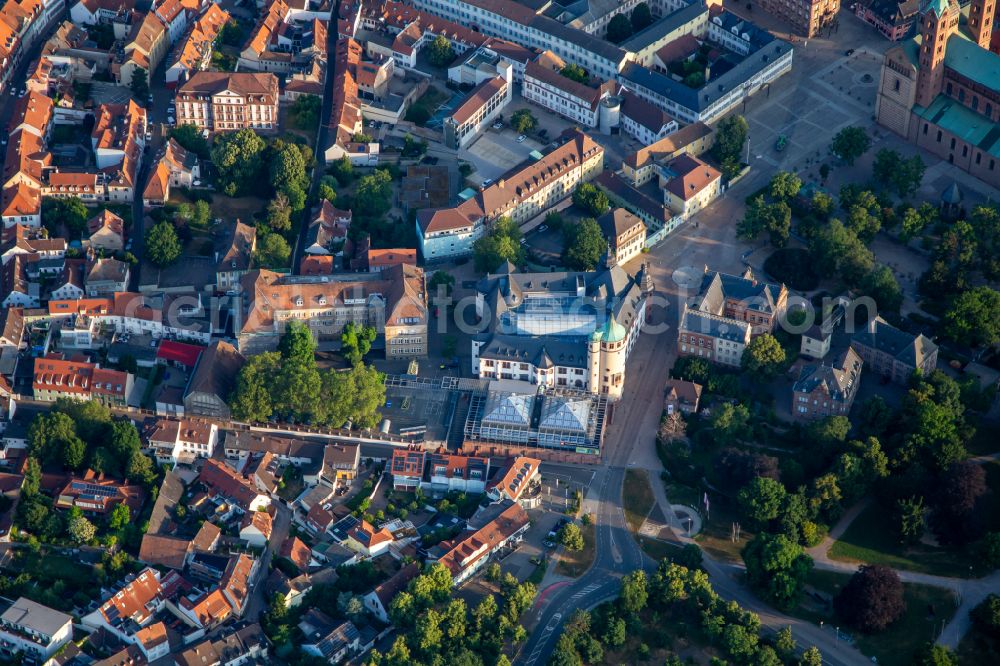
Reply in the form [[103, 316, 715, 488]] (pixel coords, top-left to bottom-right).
[[630, 2, 653, 31], [559, 522, 584, 551], [473, 216, 524, 273], [266, 193, 292, 232], [619, 570, 648, 615], [354, 169, 393, 217], [42, 197, 90, 238], [861, 265, 903, 314], [269, 140, 309, 211], [510, 108, 537, 133], [710, 402, 751, 445], [572, 183, 610, 217], [560, 63, 588, 83], [130, 67, 149, 100], [712, 115, 749, 178], [741, 334, 786, 377], [169, 124, 210, 158], [230, 351, 281, 422], [606, 14, 633, 43], [738, 477, 788, 529], [254, 232, 291, 269], [831, 126, 871, 165], [288, 93, 321, 130], [212, 128, 267, 196], [769, 171, 802, 200], [808, 218, 874, 286], [145, 220, 182, 268], [341, 322, 377, 366], [562, 217, 606, 270], [742, 533, 813, 610], [943, 286, 1000, 348], [330, 155, 354, 185], [68, 514, 96, 543], [426, 35, 456, 67], [873, 148, 926, 198]]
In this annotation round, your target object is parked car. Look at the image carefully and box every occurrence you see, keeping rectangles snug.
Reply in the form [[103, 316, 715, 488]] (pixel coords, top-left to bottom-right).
[[845, 48, 855, 56], [537, 224, 548, 233], [516, 134, 527, 143], [492, 121, 503, 130]]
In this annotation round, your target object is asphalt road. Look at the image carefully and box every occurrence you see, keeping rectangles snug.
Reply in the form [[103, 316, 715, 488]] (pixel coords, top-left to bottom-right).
[[519, 467, 649, 666]]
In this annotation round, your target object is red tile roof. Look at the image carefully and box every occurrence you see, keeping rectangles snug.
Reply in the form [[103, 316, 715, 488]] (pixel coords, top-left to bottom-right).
[[155, 340, 204, 368], [199, 459, 261, 511], [279, 536, 312, 572]]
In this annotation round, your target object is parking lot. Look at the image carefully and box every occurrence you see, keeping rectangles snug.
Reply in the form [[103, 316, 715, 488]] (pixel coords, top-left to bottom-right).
[[90, 82, 135, 106], [380, 382, 451, 440], [461, 129, 546, 184]]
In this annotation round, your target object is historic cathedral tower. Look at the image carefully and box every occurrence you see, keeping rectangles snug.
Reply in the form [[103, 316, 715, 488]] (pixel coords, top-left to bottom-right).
[[968, 0, 995, 50], [915, 0, 959, 108]]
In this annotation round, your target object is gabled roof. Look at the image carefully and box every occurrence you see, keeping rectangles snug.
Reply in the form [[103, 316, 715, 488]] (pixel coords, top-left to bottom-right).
[[661, 153, 721, 202], [369, 561, 419, 609], [852, 316, 938, 367], [241, 509, 273, 540], [596, 208, 643, 241], [624, 122, 714, 170], [793, 348, 863, 400], [437, 502, 529, 578], [87, 209, 125, 238], [199, 459, 261, 511], [279, 536, 312, 572], [178, 71, 279, 98], [664, 379, 703, 407], [693, 267, 785, 316], [1, 182, 40, 218], [185, 339, 244, 403], [96, 567, 163, 629], [216, 220, 256, 273], [486, 456, 541, 500]]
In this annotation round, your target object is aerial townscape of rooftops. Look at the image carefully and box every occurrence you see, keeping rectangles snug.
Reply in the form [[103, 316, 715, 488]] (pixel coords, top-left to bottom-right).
[[0, 0, 999, 664]]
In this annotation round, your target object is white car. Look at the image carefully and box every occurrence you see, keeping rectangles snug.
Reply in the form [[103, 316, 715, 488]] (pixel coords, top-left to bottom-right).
[[516, 134, 527, 143], [167, 116, 175, 125], [492, 121, 503, 130]]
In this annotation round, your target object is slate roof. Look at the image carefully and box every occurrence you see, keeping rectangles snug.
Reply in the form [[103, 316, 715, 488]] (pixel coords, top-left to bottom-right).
[[851, 316, 938, 367], [693, 268, 784, 315], [680, 306, 751, 341], [793, 348, 863, 400]]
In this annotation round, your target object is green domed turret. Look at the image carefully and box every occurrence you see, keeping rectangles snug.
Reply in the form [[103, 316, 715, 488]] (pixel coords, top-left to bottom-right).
[[600, 312, 627, 343]]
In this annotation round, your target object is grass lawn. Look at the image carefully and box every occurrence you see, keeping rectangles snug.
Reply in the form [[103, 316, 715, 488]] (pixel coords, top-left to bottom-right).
[[623, 469, 656, 533], [787, 569, 957, 666], [636, 536, 679, 562], [828, 501, 990, 577], [555, 522, 595, 578], [693, 494, 752, 564], [526, 559, 547, 586]]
